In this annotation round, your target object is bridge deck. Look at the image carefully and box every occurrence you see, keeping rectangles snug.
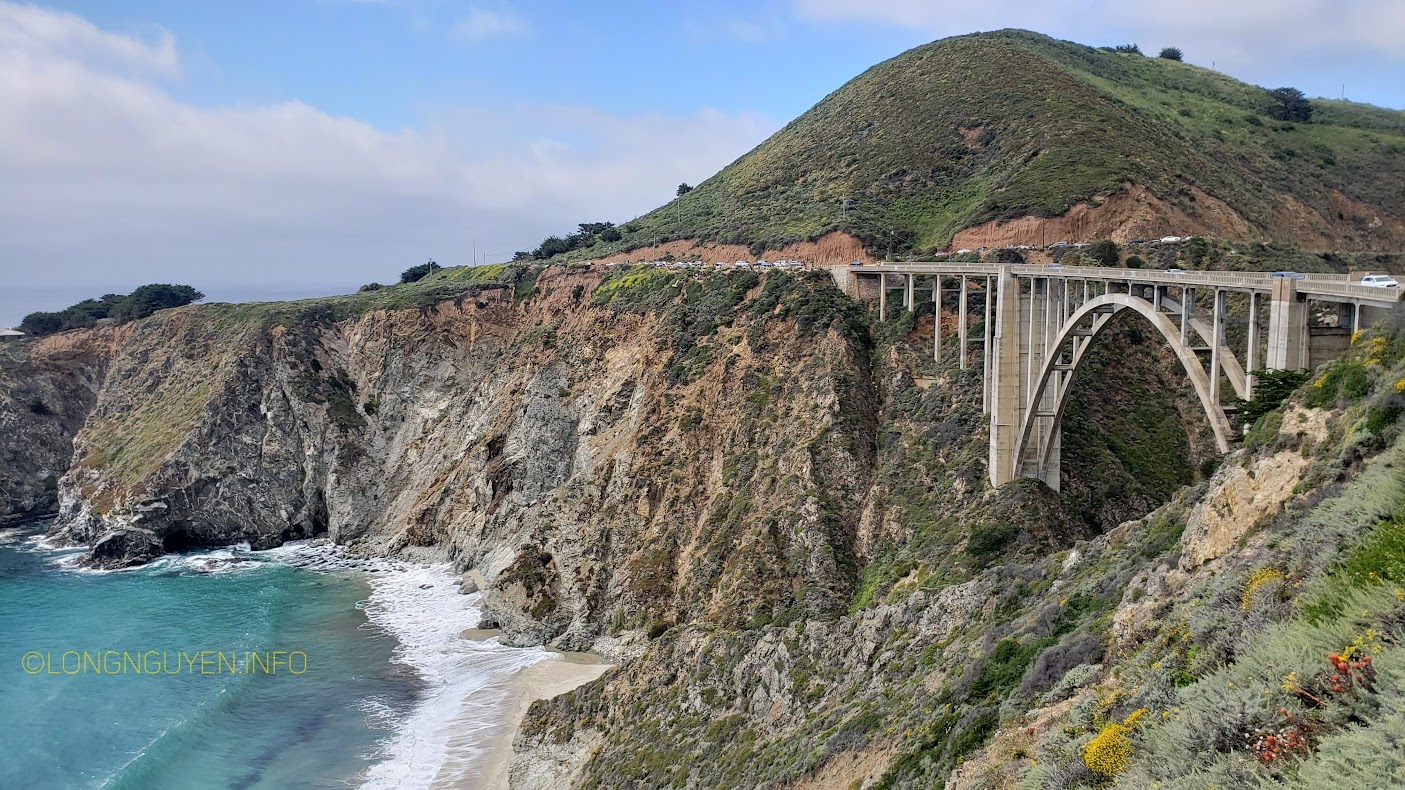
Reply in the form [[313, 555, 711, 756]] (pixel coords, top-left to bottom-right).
[[852, 263, 1402, 308]]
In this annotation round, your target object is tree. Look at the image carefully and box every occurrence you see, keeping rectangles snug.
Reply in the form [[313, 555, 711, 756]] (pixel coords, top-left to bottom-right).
[[110, 284, 204, 322], [1234, 370, 1311, 426], [1113, 44, 1142, 54], [512, 251, 533, 261], [577, 222, 614, 236], [600, 226, 622, 242], [400, 260, 442, 283], [1086, 239, 1120, 266], [1158, 47, 1183, 61], [17, 284, 203, 336], [1266, 87, 1313, 123], [1125, 255, 1146, 269], [533, 236, 572, 259], [676, 183, 693, 196], [19, 311, 64, 336]]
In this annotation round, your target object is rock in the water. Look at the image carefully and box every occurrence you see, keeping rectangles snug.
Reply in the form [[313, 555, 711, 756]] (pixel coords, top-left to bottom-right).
[[85, 528, 163, 569], [460, 572, 479, 594]]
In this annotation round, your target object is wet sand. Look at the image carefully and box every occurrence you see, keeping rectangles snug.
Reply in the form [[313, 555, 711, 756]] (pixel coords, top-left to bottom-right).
[[445, 633, 613, 790]]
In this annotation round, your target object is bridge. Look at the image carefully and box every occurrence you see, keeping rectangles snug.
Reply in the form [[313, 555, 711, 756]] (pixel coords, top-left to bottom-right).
[[831, 263, 1402, 490]]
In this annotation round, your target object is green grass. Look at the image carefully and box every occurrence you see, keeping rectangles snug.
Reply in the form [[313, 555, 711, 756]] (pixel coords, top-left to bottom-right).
[[544, 30, 1404, 258]]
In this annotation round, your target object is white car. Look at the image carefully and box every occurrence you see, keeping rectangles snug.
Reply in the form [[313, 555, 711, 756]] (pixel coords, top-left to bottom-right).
[[1159, 236, 1182, 243], [1361, 274, 1400, 288]]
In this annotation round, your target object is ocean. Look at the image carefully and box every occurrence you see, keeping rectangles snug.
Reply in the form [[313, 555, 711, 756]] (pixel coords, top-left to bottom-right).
[[0, 522, 548, 789]]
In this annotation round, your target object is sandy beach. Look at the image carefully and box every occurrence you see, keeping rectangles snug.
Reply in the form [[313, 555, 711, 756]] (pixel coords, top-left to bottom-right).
[[444, 633, 614, 790]]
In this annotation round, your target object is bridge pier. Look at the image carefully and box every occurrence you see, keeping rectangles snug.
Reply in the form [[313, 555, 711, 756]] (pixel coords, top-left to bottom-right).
[[1266, 278, 1308, 370]]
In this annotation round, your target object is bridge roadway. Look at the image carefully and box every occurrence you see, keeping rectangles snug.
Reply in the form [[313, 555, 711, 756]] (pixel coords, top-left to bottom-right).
[[831, 263, 1402, 489]]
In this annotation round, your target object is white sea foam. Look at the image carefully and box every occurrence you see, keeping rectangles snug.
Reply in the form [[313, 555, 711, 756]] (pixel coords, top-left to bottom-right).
[[356, 563, 550, 789]]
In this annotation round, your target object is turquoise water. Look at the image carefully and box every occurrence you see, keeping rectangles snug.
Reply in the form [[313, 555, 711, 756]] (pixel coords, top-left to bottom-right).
[[0, 525, 422, 789]]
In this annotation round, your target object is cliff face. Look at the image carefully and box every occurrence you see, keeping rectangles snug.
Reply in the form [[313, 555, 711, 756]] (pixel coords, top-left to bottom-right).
[[0, 329, 124, 526], [32, 267, 879, 648]]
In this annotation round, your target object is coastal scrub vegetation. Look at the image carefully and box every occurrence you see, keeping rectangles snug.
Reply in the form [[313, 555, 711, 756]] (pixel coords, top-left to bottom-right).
[[20, 284, 204, 337]]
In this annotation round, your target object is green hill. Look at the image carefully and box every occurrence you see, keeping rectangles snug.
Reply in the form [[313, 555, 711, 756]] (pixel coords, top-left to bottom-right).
[[571, 30, 1405, 257]]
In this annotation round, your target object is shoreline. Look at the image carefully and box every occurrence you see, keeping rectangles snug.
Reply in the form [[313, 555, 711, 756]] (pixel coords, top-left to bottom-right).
[[462, 637, 614, 790]]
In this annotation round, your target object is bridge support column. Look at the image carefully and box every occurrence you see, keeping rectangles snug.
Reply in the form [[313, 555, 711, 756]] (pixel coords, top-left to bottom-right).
[[1247, 292, 1260, 399], [879, 273, 887, 321], [1266, 279, 1308, 370], [1210, 290, 1224, 405], [904, 274, 914, 312], [933, 277, 942, 361], [982, 276, 992, 414], [989, 268, 1022, 488], [959, 277, 969, 370]]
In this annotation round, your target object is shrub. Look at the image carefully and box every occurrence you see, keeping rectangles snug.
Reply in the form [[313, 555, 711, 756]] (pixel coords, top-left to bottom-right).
[[358, 282, 384, 292], [1086, 239, 1119, 266], [1082, 722, 1132, 775], [1125, 255, 1145, 269], [400, 260, 442, 283], [27, 398, 51, 416], [1113, 43, 1142, 55], [1158, 47, 1183, 61]]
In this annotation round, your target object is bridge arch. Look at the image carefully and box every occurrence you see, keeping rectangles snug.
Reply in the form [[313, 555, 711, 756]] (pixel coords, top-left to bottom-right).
[[1009, 292, 1233, 485]]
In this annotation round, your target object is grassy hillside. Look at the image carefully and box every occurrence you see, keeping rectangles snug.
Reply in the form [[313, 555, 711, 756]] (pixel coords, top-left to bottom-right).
[[559, 30, 1405, 258]]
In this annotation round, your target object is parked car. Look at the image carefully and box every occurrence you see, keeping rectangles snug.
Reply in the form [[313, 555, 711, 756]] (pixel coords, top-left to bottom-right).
[[1047, 241, 1069, 249], [956, 249, 974, 254], [1361, 274, 1400, 288], [849, 260, 864, 267], [1270, 271, 1305, 280], [1166, 268, 1185, 274], [1159, 236, 1182, 243]]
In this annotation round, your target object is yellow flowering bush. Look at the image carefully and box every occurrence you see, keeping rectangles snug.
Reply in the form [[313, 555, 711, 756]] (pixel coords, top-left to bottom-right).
[[1241, 567, 1286, 610], [1080, 708, 1147, 775], [1082, 723, 1132, 775]]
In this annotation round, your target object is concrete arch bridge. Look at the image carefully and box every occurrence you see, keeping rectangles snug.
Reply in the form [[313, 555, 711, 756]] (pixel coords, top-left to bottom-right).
[[833, 263, 1402, 490]]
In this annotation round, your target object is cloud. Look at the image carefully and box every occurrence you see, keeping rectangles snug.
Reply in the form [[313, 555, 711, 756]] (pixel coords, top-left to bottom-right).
[[451, 7, 529, 42], [0, 0, 178, 76], [789, 0, 1405, 73], [0, 3, 775, 318]]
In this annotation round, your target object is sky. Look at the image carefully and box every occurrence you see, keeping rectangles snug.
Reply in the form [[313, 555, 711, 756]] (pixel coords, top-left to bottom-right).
[[2, 1, 1403, 327]]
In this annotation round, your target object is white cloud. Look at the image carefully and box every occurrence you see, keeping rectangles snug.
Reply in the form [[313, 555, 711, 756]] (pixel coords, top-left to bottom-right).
[[0, 0, 178, 76], [790, 0, 1405, 72], [451, 7, 529, 42], [0, 3, 774, 317]]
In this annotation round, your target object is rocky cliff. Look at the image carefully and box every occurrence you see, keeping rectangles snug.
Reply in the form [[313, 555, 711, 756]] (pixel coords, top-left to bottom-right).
[[4, 260, 1309, 789], [12, 267, 882, 650]]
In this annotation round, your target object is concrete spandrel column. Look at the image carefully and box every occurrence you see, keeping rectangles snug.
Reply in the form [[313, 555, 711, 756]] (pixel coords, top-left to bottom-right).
[[1246, 292, 1260, 400], [959, 277, 969, 370], [904, 274, 915, 311], [934, 277, 942, 361], [879, 273, 887, 321], [1266, 278, 1308, 370]]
